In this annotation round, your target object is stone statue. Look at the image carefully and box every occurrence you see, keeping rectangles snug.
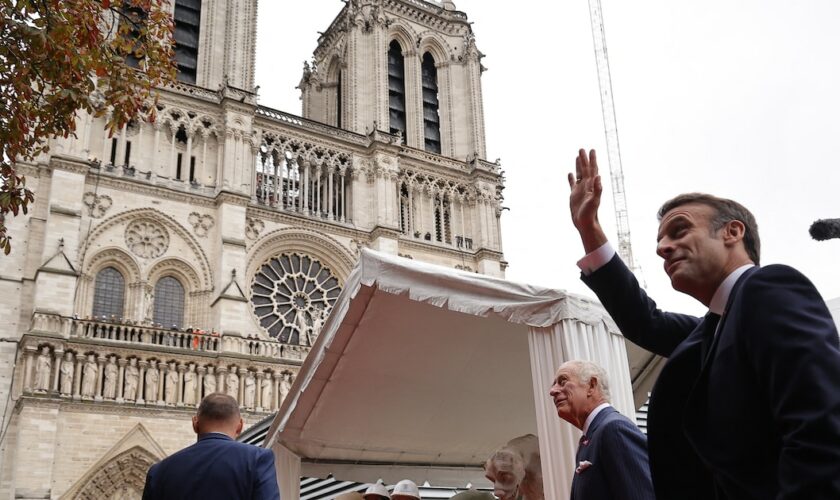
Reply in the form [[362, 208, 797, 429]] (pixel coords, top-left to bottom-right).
[[226, 370, 239, 401], [34, 346, 52, 392], [145, 362, 159, 402], [204, 367, 216, 396], [484, 434, 543, 500], [309, 307, 327, 346], [103, 357, 118, 399], [279, 372, 292, 404], [59, 352, 74, 395], [243, 371, 256, 408], [295, 311, 310, 346], [144, 288, 155, 323], [124, 358, 139, 401], [164, 363, 178, 404], [81, 355, 98, 398], [261, 375, 272, 409], [183, 365, 197, 405]]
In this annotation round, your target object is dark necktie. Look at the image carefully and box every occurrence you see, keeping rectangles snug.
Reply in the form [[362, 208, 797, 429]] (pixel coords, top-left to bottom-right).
[[700, 312, 721, 364]]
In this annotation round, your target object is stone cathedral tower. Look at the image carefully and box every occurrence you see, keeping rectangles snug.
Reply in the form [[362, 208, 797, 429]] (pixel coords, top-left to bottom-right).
[[0, 1, 504, 498]]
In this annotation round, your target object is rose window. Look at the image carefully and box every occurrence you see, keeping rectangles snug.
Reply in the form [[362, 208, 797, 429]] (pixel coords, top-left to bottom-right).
[[125, 219, 169, 259], [250, 253, 342, 344]]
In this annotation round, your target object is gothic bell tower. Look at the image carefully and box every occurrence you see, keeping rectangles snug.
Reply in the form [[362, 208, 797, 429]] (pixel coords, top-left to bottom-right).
[[170, 0, 258, 91], [299, 0, 487, 162]]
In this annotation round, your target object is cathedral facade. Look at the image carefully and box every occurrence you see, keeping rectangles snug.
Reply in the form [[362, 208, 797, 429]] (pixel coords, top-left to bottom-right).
[[0, 0, 505, 498]]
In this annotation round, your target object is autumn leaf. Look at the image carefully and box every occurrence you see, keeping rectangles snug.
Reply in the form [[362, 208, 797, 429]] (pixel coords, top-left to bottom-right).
[[0, 0, 176, 254]]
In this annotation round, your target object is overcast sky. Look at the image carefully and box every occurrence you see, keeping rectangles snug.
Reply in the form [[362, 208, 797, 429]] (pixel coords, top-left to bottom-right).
[[256, 0, 840, 316]]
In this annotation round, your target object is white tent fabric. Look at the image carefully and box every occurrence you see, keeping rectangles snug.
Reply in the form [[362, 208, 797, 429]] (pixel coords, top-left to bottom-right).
[[265, 249, 636, 500]]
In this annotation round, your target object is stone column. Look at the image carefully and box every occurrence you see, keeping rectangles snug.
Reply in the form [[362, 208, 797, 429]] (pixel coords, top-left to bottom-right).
[[459, 197, 466, 243], [255, 372, 264, 412], [410, 184, 418, 235], [176, 364, 185, 407], [216, 366, 227, 394], [137, 360, 148, 405], [116, 358, 127, 403], [301, 159, 310, 214], [51, 348, 64, 393], [197, 365, 206, 403], [238, 369, 245, 405], [169, 129, 177, 178], [157, 362, 166, 405], [327, 166, 335, 220], [72, 353, 83, 400], [340, 169, 347, 222], [94, 355, 106, 401], [314, 166, 322, 216], [273, 372, 282, 411], [22, 346, 37, 393], [153, 123, 162, 173]]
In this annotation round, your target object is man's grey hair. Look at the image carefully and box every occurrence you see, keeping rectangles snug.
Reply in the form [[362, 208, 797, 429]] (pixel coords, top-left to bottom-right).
[[566, 360, 611, 402]]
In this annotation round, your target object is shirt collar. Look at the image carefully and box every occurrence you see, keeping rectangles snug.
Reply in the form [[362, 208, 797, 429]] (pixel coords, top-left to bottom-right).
[[583, 402, 611, 435], [708, 264, 755, 314]]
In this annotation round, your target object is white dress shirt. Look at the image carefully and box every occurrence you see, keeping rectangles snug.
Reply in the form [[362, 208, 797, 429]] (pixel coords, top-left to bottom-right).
[[583, 402, 611, 435]]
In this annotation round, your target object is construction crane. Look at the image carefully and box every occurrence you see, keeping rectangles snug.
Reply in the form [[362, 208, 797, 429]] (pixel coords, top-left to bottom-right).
[[587, 0, 640, 276]]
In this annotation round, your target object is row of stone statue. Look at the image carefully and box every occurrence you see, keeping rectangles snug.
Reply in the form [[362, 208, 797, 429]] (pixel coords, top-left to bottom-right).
[[22, 345, 295, 412]]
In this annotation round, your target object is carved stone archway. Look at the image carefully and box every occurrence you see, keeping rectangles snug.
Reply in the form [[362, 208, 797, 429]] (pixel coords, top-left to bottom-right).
[[66, 446, 157, 500]]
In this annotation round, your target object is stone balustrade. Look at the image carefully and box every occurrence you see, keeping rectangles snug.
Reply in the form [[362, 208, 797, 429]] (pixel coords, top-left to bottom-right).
[[29, 313, 311, 362], [18, 340, 297, 414]]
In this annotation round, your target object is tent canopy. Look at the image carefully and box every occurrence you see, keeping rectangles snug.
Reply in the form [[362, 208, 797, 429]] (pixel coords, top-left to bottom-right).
[[266, 249, 637, 497]]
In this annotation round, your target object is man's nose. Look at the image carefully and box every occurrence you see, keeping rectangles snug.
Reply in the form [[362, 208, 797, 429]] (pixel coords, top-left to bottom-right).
[[657, 238, 673, 259]]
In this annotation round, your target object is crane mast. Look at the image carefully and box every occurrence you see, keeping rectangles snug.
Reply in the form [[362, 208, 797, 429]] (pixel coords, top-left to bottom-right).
[[587, 0, 638, 274]]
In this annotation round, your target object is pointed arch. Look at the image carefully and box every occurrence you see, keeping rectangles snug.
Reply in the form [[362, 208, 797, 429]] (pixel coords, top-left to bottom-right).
[[417, 34, 451, 66], [60, 424, 166, 500], [82, 208, 214, 291], [387, 23, 418, 55]]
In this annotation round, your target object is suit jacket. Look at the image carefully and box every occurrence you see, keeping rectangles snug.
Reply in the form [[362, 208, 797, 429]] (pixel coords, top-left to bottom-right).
[[142, 433, 281, 500], [571, 406, 655, 500], [582, 255, 840, 500]]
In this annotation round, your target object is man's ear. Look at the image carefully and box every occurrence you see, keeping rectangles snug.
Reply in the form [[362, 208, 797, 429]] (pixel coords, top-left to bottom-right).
[[588, 376, 598, 394], [233, 417, 244, 438], [192, 415, 200, 434], [722, 220, 746, 246]]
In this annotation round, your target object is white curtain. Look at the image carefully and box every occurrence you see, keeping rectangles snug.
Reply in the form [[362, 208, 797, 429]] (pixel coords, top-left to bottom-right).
[[527, 319, 636, 500], [274, 442, 301, 500]]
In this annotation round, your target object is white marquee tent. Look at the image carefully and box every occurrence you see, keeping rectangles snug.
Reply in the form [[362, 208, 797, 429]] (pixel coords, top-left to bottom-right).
[[264, 249, 640, 499]]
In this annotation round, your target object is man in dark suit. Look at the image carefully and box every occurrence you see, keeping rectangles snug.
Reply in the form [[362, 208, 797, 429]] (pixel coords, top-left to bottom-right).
[[550, 360, 654, 500], [567, 149, 840, 499], [142, 393, 280, 500]]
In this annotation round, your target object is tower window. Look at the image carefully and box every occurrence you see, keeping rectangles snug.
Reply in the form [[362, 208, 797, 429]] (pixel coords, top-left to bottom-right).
[[422, 52, 441, 154], [388, 41, 407, 137], [173, 0, 201, 84]]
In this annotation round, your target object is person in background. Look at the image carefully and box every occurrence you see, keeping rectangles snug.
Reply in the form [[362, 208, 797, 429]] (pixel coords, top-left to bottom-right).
[[142, 393, 280, 500], [549, 360, 653, 500]]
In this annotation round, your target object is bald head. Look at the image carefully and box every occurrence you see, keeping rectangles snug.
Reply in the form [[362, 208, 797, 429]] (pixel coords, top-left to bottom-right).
[[192, 393, 243, 438]]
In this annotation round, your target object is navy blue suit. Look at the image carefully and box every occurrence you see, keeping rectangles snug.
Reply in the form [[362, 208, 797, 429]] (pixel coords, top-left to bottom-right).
[[571, 406, 654, 500], [142, 433, 281, 500], [583, 256, 840, 500]]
